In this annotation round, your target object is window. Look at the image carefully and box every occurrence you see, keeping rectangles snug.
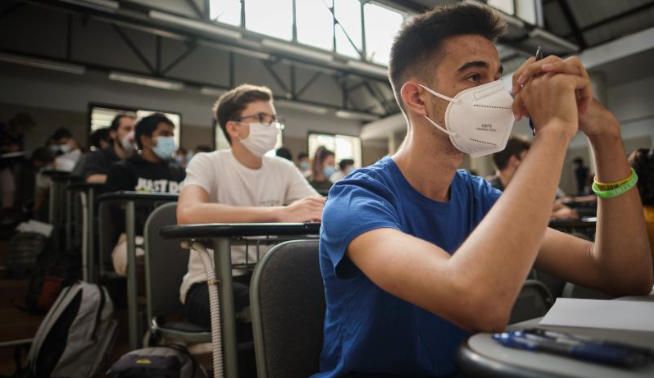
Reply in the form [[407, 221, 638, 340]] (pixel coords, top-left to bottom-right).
[[245, 0, 293, 40], [516, 0, 537, 25], [89, 105, 182, 149], [335, 0, 363, 58], [209, 0, 241, 26], [364, 2, 404, 65], [297, 0, 334, 50], [308, 132, 362, 168], [488, 0, 514, 15]]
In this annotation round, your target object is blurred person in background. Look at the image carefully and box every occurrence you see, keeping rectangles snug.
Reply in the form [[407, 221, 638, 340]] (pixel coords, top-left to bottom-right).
[[275, 146, 293, 161], [49, 127, 82, 172], [83, 114, 136, 184], [629, 148, 654, 267], [309, 146, 335, 194], [297, 151, 311, 177], [330, 158, 355, 183]]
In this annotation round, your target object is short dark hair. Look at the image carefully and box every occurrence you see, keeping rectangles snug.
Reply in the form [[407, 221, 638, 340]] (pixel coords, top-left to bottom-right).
[[339, 159, 355, 171], [297, 152, 309, 160], [492, 137, 531, 170], [213, 84, 273, 145], [195, 144, 213, 153], [51, 127, 72, 142], [276, 147, 293, 161], [135, 113, 175, 149], [110, 114, 136, 131], [89, 127, 112, 149], [389, 3, 506, 111], [628, 148, 654, 206]]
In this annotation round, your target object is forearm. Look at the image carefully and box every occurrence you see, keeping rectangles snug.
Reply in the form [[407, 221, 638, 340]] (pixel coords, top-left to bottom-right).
[[86, 174, 107, 184], [177, 202, 281, 224], [589, 133, 653, 293], [452, 127, 571, 310]]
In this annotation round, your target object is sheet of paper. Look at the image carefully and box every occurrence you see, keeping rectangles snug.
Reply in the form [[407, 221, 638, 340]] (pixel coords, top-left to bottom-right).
[[540, 298, 654, 332], [16, 220, 53, 238]]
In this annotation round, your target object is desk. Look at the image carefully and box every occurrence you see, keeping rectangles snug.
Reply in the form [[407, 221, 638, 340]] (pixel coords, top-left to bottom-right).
[[160, 222, 321, 378], [97, 191, 178, 350], [458, 294, 654, 377], [549, 218, 597, 239]]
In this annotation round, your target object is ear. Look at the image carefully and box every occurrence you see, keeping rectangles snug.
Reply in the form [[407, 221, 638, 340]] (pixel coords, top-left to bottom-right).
[[225, 121, 241, 142], [400, 81, 429, 117], [508, 155, 521, 168]]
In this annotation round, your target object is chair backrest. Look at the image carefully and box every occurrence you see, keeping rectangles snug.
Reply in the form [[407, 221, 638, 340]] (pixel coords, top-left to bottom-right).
[[509, 280, 554, 324], [250, 239, 325, 378], [144, 202, 188, 322]]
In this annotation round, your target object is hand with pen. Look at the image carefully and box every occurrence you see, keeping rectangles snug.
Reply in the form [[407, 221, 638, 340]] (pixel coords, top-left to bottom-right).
[[511, 55, 618, 140]]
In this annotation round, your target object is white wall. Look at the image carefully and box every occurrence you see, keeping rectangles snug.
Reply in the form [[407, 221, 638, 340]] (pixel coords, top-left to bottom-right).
[[0, 63, 362, 151]]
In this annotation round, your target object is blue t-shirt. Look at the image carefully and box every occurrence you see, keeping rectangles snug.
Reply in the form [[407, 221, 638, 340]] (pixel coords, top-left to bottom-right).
[[315, 157, 501, 377]]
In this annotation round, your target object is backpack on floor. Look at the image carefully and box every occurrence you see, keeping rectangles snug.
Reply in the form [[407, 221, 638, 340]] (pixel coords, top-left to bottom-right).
[[106, 345, 204, 378], [18, 281, 117, 378]]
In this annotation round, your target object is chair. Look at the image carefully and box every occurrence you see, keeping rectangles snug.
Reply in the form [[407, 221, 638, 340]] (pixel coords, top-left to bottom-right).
[[509, 280, 554, 324], [250, 239, 325, 378], [562, 282, 612, 300], [144, 202, 211, 345]]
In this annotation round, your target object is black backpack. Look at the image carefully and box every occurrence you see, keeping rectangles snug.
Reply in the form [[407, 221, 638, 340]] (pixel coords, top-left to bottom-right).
[[107, 345, 205, 378]]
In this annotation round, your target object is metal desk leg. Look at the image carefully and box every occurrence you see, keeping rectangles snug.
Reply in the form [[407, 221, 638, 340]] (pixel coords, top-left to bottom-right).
[[87, 189, 96, 283], [213, 238, 238, 378], [80, 192, 88, 282], [126, 200, 139, 350]]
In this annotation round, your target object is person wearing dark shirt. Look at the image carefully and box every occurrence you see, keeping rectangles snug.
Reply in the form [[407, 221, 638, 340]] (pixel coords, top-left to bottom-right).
[[309, 146, 335, 195], [83, 114, 136, 183], [105, 113, 185, 275], [573, 156, 590, 195], [105, 113, 185, 193], [489, 136, 578, 220]]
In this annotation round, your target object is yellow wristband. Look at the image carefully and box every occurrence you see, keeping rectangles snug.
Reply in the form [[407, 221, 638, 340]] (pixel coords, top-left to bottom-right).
[[593, 170, 633, 190]]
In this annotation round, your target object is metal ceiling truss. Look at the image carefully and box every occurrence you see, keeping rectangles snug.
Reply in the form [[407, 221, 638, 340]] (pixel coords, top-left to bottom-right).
[[4, 0, 394, 117]]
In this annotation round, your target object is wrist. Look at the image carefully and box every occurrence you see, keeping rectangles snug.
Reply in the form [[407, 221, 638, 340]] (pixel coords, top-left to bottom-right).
[[536, 119, 576, 143], [270, 207, 284, 222]]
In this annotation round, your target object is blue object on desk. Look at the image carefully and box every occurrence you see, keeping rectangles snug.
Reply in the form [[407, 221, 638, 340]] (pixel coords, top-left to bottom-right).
[[493, 328, 652, 368]]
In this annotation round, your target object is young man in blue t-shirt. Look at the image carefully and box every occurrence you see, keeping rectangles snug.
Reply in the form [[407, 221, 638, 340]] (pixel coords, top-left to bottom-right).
[[316, 4, 653, 377]]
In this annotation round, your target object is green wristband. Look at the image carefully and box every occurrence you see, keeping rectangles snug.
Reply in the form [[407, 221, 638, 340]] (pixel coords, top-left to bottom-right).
[[592, 168, 638, 199]]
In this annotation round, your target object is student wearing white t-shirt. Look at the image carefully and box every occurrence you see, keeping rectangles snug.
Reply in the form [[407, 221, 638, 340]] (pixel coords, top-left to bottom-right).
[[177, 84, 324, 328]]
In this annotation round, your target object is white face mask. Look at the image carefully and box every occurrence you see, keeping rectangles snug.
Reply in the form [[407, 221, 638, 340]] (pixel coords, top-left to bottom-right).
[[120, 132, 136, 154], [240, 122, 280, 157], [418, 80, 515, 158]]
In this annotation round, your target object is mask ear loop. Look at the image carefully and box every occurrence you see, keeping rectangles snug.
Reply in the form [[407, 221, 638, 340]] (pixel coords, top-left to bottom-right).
[[413, 83, 457, 137]]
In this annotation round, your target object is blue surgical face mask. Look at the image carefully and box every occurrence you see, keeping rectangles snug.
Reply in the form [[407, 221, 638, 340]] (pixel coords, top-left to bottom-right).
[[299, 161, 310, 171], [323, 166, 336, 178], [153, 136, 176, 160]]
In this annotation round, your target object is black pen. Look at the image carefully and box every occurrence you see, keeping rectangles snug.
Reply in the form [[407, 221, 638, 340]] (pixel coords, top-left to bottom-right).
[[528, 46, 543, 135]]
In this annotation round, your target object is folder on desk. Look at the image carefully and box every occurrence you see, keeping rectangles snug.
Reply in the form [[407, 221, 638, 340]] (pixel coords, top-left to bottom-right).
[[540, 298, 654, 332]]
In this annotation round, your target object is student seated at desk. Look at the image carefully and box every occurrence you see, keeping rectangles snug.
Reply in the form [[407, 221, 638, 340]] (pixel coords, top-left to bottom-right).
[[629, 148, 654, 269], [83, 114, 136, 184], [488, 136, 578, 220], [315, 4, 653, 377], [176, 84, 323, 328], [105, 113, 185, 275]]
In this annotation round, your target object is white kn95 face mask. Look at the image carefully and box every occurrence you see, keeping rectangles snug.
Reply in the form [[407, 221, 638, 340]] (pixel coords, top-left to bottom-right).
[[418, 80, 515, 158]]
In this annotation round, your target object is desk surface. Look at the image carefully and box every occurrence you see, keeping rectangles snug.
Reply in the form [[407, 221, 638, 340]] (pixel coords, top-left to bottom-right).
[[160, 222, 321, 239], [97, 191, 178, 203], [460, 294, 654, 378]]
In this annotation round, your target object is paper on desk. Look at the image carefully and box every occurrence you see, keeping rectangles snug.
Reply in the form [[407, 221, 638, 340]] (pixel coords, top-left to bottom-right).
[[540, 298, 654, 332]]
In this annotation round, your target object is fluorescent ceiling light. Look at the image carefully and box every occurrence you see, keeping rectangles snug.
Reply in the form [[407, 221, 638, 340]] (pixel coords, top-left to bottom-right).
[[108, 71, 184, 90], [150, 10, 242, 40], [336, 110, 380, 122], [0, 52, 86, 75], [346, 60, 388, 77], [529, 29, 579, 52], [276, 100, 329, 115], [60, 0, 118, 12], [200, 86, 227, 97], [261, 38, 334, 63]]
